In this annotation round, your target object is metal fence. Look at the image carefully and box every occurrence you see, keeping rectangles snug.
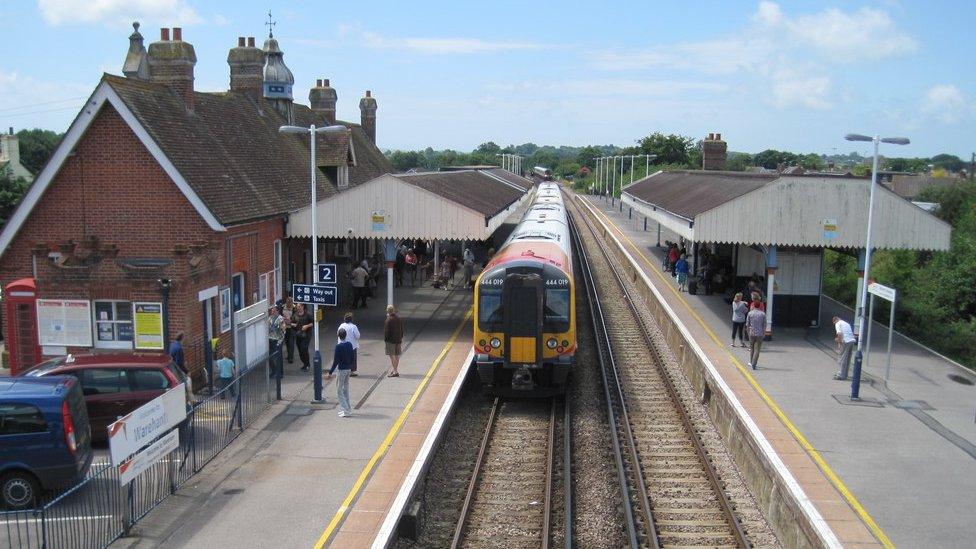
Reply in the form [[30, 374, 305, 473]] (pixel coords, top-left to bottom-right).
[[1, 361, 271, 549]]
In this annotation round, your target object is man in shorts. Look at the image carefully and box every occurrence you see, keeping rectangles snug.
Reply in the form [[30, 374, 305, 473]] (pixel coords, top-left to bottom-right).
[[384, 305, 404, 377]]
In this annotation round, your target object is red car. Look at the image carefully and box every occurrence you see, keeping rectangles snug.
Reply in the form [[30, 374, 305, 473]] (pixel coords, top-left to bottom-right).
[[20, 353, 189, 442]]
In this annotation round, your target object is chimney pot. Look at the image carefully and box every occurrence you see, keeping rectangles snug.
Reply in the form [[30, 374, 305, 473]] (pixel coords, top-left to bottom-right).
[[716, 133, 722, 140], [238, 36, 245, 47], [324, 79, 330, 86], [366, 90, 371, 97], [247, 36, 255, 47], [316, 78, 322, 87], [8, 127, 13, 136], [173, 27, 182, 41], [161, 28, 170, 41]]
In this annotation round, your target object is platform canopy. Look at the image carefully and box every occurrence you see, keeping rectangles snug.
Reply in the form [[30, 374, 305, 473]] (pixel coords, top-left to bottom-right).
[[288, 169, 533, 241], [622, 171, 951, 251]]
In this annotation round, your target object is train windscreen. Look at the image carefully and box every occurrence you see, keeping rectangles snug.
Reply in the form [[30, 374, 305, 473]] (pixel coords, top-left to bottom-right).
[[478, 288, 503, 330], [544, 288, 570, 331]]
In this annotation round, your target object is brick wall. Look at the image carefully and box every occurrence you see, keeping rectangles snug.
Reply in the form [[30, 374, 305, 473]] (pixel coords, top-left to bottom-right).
[[0, 104, 284, 383]]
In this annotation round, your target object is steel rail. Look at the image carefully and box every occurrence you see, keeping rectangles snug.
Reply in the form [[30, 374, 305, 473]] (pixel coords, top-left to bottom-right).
[[563, 395, 573, 549], [450, 397, 499, 549], [541, 398, 556, 549], [573, 194, 751, 548], [570, 214, 654, 548]]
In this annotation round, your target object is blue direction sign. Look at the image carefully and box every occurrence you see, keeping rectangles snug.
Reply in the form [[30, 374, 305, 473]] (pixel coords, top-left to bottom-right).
[[316, 263, 338, 285], [293, 284, 338, 307]]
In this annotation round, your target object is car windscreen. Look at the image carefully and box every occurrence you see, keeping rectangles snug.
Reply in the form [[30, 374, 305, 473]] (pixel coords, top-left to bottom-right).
[[20, 356, 67, 377]]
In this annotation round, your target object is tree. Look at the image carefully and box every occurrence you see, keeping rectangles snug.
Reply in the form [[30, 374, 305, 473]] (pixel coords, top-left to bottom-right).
[[931, 154, 965, 172], [16, 128, 61, 174], [885, 157, 930, 173], [575, 146, 602, 170], [753, 149, 798, 170], [798, 153, 825, 170], [0, 174, 30, 229], [637, 133, 694, 166], [725, 152, 753, 171]]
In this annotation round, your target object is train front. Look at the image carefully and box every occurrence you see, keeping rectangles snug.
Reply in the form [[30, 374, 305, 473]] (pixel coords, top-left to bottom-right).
[[473, 256, 576, 396]]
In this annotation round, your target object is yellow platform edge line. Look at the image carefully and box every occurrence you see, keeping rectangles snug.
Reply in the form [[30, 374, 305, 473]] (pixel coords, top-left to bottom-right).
[[584, 198, 893, 548], [313, 308, 473, 549]]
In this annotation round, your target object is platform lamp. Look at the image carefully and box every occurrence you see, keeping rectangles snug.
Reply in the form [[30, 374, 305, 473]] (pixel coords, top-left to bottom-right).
[[279, 123, 348, 403], [843, 133, 909, 400]]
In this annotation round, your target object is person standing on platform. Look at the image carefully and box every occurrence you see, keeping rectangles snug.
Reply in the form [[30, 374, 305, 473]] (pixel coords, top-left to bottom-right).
[[349, 261, 369, 308], [414, 240, 428, 266], [268, 306, 285, 378], [462, 248, 475, 290], [326, 328, 354, 417], [337, 312, 361, 377], [394, 247, 406, 288], [674, 254, 690, 292], [731, 293, 748, 347], [384, 305, 404, 377], [667, 243, 679, 274], [293, 303, 314, 371], [169, 333, 187, 375], [746, 298, 766, 370], [279, 294, 296, 364], [832, 316, 857, 380], [405, 249, 418, 286]]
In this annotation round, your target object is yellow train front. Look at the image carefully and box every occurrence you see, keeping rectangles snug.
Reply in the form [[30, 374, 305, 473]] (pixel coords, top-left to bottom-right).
[[473, 183, 575, 396]]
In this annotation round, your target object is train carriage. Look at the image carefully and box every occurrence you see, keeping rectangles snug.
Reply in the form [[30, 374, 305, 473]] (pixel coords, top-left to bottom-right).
[[473, 183, 576, 395]]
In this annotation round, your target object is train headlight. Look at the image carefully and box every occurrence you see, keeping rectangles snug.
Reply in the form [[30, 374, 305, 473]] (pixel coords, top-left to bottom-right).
[[546, 338, 558, 349], [490, 338, 501, 349], [562, 340, 569, 347]]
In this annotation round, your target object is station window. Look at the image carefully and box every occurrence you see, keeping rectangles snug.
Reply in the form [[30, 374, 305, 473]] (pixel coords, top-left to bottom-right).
[[93, 300, 133, 350]]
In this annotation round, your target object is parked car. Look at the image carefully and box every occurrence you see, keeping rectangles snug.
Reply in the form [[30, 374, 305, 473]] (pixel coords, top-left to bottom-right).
[[20, 353, 190, 442], [0, 376, 93, 509]]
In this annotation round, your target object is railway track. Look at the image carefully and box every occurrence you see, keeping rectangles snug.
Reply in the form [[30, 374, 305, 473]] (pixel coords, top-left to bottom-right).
[[569, 194, 751, 548], [450, 397, 567, 548]]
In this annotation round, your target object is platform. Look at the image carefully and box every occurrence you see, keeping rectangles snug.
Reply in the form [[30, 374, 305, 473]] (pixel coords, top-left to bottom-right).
[[581, 193, 976, 548], [112, 276, 473, 549]]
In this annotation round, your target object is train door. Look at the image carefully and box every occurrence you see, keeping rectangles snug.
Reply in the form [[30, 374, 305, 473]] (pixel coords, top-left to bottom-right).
[[502, 273, 543, 371]]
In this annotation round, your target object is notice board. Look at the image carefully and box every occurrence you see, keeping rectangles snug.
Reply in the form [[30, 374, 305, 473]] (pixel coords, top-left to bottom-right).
[[133, 302, 164, 350], [36, 299, 92, 347]]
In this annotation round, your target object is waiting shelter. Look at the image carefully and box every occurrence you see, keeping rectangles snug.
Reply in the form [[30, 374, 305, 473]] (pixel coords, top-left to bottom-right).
[[621, 171, 951, 334]]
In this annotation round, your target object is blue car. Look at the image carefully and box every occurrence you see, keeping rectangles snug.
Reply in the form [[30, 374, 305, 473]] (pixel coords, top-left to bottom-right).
[[0, 376, 93, 509]]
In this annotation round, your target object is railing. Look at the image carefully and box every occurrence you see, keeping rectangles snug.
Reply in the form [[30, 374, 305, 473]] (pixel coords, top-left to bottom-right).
[[1, 361, 271, 549]]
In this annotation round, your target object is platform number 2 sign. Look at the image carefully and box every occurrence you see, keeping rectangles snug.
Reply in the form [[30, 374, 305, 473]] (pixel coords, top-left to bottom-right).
[[316, 263, 338, 285]]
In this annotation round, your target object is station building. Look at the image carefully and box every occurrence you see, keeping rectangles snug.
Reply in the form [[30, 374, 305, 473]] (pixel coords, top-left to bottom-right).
[[0, 24, 391, 379], [620, 170, 952, 334]]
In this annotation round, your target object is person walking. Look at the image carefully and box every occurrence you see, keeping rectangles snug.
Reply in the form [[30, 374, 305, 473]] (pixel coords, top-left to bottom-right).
[[349, 261, 369, 308], [832, 316, 857, 380], [462, 247, 475, 290], [337, 312, 361, 377], [667, 243, 679, 274], [215, 348, 237, 399], [326, 328, 355, 417], [746, 298, 767, 370], [731, 293, 748, 347], [293, 303, 314, 371], [384, 305, 404, 377], [394, 248, 406, 288], [280, 294, 296, 364], [674, 254, 690, 292], [405, 249, 418, 286], [168, 332, 187, 375], [268, 306, 285, 378]]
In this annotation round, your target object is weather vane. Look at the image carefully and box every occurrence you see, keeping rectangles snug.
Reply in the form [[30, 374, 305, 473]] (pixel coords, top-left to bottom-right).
[[266, 10, 276, 38]]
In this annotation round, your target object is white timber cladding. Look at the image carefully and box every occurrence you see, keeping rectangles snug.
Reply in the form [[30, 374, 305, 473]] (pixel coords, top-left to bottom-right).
[[621, 194, 694, 241], [287, 174, 531, 241], [695, 177, 951, 250]]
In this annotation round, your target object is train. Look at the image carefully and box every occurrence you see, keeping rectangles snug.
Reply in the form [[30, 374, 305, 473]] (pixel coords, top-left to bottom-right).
[[533, 166, 553, 180], [473, 182, 576, 395]]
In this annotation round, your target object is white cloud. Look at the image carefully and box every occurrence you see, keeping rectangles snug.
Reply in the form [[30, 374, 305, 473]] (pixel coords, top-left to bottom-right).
[[0, 69, 91, 131], [492, 79, 728, 97], [921, 84, 974, 123], [36, 0, 201, 27], [770, 73, 832, 109], [373, 34, 550, 54], [782, 6, 917, 59]]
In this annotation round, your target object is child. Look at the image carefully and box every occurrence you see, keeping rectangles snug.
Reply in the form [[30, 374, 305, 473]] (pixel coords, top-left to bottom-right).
[[215, 349, 237, 399]]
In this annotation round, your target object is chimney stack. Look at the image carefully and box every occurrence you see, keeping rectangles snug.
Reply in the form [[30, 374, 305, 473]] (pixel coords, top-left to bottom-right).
[[148, 27, 197, 110], [228, 36, 265, 98], [359, 90, 377, 144], [702, 131, 727, 171], [309, 78, 338, 125]]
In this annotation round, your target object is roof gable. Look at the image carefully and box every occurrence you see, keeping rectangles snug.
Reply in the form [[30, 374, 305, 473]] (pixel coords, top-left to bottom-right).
[[624, 171, 777, 219]]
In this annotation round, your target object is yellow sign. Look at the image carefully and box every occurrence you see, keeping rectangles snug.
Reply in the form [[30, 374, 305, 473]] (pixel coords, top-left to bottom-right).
[[133, 302, 164, 350]]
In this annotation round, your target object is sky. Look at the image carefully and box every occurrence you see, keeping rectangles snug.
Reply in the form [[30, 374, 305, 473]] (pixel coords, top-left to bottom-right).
[[1, 0, 974, 158]]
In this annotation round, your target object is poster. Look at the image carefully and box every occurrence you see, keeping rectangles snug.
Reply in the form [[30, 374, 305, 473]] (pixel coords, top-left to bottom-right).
[[133, 302, 164, 350], [371, 210, 387, 232], [219, 286, 231, 333], [36, 299, 92, 347], [822, 218, 838, 240]]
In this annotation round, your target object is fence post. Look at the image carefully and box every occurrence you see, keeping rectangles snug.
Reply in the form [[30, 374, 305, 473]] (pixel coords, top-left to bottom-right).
[[191, 408, 198, 473], [123, 483, 134, 536], [38, 508, 46, 549]]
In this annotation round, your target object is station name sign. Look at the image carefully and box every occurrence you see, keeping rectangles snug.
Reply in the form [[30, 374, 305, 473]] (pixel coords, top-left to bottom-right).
[[108, 383, 187, 465]]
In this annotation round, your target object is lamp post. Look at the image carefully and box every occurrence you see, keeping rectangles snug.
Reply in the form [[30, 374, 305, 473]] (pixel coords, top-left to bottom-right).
[[843, 133, 909, 399], [279, 123, 347, 403]]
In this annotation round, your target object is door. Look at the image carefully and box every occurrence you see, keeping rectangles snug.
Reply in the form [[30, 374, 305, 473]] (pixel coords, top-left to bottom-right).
[[503, 274, 543, 365], [232, 273, 245, 312], [78, 368, 128, 440]]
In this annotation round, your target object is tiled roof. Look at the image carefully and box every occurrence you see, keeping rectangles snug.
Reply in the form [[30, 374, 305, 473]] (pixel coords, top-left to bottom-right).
[[483, 168, 534, 191], [104, 74, 390, 226], [624, 170, 777, 219], [396, 170, 525, 218], [343, 120, 393, 186]]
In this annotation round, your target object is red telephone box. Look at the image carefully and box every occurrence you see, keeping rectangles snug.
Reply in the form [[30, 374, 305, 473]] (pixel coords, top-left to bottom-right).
[[5, 278, 41, 375]]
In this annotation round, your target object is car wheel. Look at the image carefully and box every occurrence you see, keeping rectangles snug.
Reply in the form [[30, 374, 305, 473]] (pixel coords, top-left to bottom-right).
[[1, 471, 40, 510]]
